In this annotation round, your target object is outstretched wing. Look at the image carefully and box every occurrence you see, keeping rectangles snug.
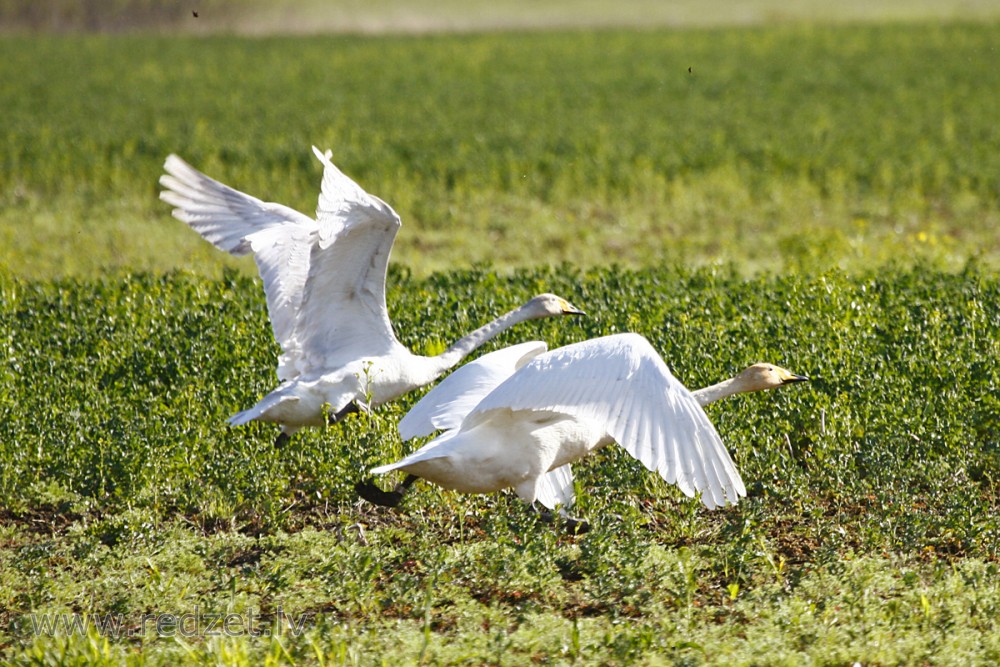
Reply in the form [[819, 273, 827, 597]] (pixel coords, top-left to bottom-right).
[[289, 148, 405, 370], [243, 224, 315, 379], [398, 341, 549, 441], [159, 154, 315, 255], [470, 333, 746, 509], [160, 154, 317, 377]]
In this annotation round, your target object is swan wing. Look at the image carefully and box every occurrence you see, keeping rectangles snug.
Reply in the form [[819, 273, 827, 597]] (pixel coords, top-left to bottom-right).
[[160, 154, 319, 378], [160, 154, 315, 255], [242, 225, 315, 379], [535, 464, 576, 510], [470, 333, 746, 509], [289, 148, 405, 369], [398, 341, 549, 441]]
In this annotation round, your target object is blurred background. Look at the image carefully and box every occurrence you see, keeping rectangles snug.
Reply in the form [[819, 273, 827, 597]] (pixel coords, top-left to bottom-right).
[[4, 0, 1000, 279], [4, 0, 1000, 34]]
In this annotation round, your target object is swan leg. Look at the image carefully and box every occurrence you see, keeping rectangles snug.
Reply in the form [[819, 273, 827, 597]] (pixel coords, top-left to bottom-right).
[[329, 402, 360, 425], [273, 424, 302, 448], [529, 502, 556, 523], [356, 474, 419, 507], [528, 502, 590, 534]]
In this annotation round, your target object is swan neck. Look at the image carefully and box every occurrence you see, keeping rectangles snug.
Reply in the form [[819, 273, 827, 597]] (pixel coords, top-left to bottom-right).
[[691, 377, 743, 407], [435, 306, 531, 371]]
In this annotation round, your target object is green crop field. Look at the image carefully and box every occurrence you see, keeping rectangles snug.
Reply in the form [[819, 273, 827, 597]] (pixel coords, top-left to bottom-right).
[[3, 21, 1000, 278], [3, 7, 1000, 666], [2, 267, 1000, 665]]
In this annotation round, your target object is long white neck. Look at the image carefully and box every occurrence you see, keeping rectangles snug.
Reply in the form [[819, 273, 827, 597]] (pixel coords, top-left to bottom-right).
[[691, 377, 744, 407], [429, 305, 537, 377]]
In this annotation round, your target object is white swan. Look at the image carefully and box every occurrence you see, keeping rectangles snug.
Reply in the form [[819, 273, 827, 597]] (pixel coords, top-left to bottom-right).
[[159, 148, 585, 444], [366, 333, 807, 515]]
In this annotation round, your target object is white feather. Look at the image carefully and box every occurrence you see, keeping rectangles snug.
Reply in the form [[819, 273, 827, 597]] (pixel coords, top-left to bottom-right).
[[398, 341, 548, 441], [160, 154, 315, 255], [535, 464, 575, 510], [470, 333, 744, 507]]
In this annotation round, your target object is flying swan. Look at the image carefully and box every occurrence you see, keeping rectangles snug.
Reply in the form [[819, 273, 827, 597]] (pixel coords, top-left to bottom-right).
[[159, 148, 585, 445], [363, 333, 807, 518]]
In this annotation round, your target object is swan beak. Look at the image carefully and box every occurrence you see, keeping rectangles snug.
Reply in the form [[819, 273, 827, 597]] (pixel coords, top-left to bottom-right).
[[782, 373, 809, 384], [560, 300, 586, 316]]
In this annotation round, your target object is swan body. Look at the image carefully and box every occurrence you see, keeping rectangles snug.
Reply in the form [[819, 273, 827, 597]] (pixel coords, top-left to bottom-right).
[[160, 148, 584, 439], [373, 333, 807, 510]]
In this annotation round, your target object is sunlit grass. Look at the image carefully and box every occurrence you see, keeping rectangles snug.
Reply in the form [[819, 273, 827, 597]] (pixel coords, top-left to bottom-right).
[[2, 266, 999, 663]]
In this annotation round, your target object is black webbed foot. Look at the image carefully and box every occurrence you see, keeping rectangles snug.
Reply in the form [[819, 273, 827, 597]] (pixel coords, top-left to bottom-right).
[[356, 474, 418, 508], [356, 479, 405, 507], [274, 432, 291, 448]]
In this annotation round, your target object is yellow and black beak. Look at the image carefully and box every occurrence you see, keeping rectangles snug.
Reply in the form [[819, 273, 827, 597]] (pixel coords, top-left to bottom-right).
[[562, 301, 587, 317], [782, 373, 809, 385]]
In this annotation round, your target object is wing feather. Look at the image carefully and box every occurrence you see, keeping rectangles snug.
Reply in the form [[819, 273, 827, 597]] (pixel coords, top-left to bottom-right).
[[535, 464, 576, 510], [633, 403, 651, 471], [159, 154, 314, 255], [661, 426, 679, 486], [291, 148, 405, 367], [370, 429, 460, 475], [243, 225, 314, 379], [398, 341, 548, 441]]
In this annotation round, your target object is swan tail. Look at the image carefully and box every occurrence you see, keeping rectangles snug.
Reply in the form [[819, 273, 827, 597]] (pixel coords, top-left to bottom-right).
[[370, 429, 459, 476], [227, 394, 300, 426]]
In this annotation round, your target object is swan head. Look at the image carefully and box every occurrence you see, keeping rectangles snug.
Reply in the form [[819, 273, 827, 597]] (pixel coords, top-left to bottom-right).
[[734, 363, 809, 393], [523, 293, 586, 319]]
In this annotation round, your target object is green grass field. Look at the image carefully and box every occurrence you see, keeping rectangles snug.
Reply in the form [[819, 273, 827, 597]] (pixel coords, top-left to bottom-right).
[[2, 267, 1000, 665], [3, 10, 1000, 666], [3, 21, 1000, 278]]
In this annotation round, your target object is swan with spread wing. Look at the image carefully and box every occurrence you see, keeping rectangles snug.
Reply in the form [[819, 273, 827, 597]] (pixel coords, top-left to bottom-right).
[[160, 148, 584, 445], [364, 333, 807, 519]]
